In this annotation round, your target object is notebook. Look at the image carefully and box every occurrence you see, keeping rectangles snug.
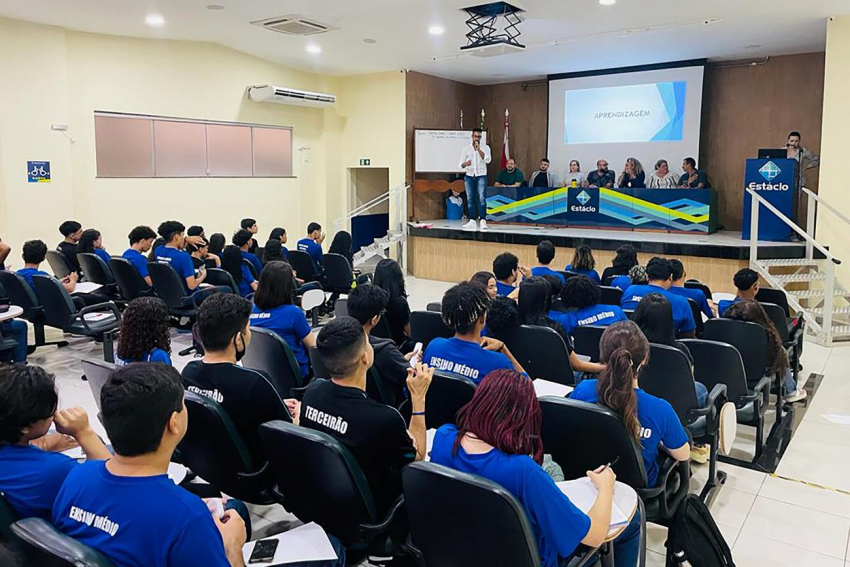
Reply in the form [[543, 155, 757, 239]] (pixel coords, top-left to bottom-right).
[[533, 379, 573, 398], [555, 478, 636, 535], [241, 522, 338, 565]]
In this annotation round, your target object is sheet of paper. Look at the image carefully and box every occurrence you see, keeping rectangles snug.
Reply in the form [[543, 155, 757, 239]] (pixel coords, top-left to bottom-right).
[[425, 428, 437, 461], [555, 478, 635, 532], [72, 282, 103, 294], [82, 312, 112, 322], [241, 522, 338, 565], [533, 379, 573, 398]]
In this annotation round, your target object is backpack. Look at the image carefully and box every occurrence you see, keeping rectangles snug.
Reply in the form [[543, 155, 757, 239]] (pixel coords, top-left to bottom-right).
[[666, 494, 735, 566]]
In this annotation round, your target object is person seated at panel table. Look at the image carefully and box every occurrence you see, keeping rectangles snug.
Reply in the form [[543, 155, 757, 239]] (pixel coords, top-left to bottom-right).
[[431, 369, 643, 567], [617, 158, 646, 189], [564, 159, 585, 188], [620, 257, 696, 338], [678, 157, 711, 189], [531, 240, 565, 284], [668, 259, 715, 319], [528, 158, 559, 188], [717, 268, 759, 316], [556, 275, 628, 336], [586, 159, 616, 189], [494, 158, 525, 188], [122, 225, 157, 286], [565, 245, 601, 284], [647, 159, 678, 189], [493, 251, 531, 297]]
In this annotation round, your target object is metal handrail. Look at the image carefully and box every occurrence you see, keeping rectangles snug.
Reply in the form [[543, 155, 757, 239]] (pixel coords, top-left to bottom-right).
[[802, 187, 850, 227], [335, 184, 409, 226]]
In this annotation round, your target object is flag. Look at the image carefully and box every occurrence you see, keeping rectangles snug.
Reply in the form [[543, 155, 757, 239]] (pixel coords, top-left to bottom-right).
[[500, 109, 510, 170]]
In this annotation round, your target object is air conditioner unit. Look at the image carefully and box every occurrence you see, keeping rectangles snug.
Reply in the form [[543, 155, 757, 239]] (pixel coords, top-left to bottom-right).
[[247, 85, 337, 108]]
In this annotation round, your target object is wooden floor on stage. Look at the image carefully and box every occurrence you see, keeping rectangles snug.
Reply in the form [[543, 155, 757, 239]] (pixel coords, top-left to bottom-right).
[[407, 219, 807, 292]]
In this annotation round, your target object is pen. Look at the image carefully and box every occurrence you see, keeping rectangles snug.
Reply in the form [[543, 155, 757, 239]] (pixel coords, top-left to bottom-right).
[[595, 456, 619, 473]]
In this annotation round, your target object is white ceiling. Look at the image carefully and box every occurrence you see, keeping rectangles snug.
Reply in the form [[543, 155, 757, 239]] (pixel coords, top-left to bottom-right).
[[1, 0, 847, 84]]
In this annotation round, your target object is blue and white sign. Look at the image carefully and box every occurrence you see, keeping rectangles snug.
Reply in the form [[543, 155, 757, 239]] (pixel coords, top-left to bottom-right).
[[741, 158, 796, 241], [565, 81, 687, 144], [27, 161, 51, 183]]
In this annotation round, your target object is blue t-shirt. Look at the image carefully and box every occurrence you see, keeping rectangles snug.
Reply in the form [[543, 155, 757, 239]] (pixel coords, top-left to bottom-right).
[[668, 286, 713, 319], [423, 337, 514, 385], [94, 249, 111, 264], [297, 238, 324, 274], [718, 297, 740, 316], [154, 246, 194, 281], [531, 266, 565, 284], [121, 249, 149, 279], [570, 380, 688, 487], [52, 461, 229, 567], [431, 425, 591, 567], [0, 444, 78, 520], [620, 284, 696, 334], [250, 303, 312, 376], [241, 251, 263, 277], [17, 267, 49, 290], [611, 275, 631, 291], [565, 265, 601, 284], [281, 246, 290, 262], [558, 304, 628, 335], [236, 264, 255, 297], [118, 347, 172, 366], [495, 281, 515, 297]]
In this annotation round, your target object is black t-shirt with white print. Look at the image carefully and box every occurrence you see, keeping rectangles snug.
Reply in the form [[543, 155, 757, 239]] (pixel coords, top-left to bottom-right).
[[299, 379, 416, 514]]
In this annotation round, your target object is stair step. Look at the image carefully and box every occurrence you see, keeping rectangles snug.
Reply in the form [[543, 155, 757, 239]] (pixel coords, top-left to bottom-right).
[[788, 287, 848, 299], [808, 306, 850, 316], [772, 272, 826, 283], [831, 325, 850, 337], [759, 258, 822, 267]]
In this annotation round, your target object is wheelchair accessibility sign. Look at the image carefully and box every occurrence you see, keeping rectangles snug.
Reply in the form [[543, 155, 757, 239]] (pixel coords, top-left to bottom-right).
[[28, 161, 51, 183]]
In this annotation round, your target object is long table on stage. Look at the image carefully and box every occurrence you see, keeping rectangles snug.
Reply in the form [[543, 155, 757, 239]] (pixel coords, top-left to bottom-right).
[[485, 185, 718, 234]]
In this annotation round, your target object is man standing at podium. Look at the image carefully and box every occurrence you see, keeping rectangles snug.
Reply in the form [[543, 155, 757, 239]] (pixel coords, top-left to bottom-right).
[[786, 131, 820, 190], [460, 128, 491, 231]]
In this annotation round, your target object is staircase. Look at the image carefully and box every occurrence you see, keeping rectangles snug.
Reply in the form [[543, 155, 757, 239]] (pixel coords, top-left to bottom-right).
[[749, 187, 850, 346], [333, 184, 410, 272]]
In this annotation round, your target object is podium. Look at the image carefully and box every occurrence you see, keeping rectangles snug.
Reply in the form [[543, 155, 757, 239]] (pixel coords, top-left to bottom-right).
[[741, 158, 797, 242]]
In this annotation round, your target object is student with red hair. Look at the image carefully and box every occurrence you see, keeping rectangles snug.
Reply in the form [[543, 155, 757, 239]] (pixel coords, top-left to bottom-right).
[[430, 369, 642, 567]]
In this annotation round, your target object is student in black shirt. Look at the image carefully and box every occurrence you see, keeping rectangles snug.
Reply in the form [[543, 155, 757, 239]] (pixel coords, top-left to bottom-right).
[[181, 294, 296, 464], [57, 220, 83, 275], [347, 284, 420, 407], [240, 218, 259, 255], [299, 317, 432, 515], [373, 258, 411, 348]]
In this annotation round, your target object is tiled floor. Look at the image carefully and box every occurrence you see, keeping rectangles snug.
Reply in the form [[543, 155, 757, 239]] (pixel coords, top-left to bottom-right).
[[30, 276, 850, 566]]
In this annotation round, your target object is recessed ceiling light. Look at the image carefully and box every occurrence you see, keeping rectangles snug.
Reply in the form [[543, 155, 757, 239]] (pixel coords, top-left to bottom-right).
[[429, 26, 445, 35], [145, 13, 166, 27], [206, 4, 225, 10], [306, 44, 322, 54], [363, 38, 377, 44], [599, 0, 616, 5]]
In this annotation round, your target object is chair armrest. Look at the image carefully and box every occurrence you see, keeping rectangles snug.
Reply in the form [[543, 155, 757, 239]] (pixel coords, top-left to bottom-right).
[[235, 461, 269, 481], [74, 302, 121, 334], [564, 545, 602, 567], [687, 383, 727, 421], [637, 457, 689, 520], [739, 376, 772, 406], [360, 495, 405, 536]]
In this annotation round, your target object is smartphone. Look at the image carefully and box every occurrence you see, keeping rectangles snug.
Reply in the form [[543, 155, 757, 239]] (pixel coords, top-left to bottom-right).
[[409, 342, 424, 368], [249, 539, 279, 564]]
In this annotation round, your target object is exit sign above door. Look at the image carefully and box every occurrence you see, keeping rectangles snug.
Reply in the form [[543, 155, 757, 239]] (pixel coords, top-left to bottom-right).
[[359, 159, 371, 166]]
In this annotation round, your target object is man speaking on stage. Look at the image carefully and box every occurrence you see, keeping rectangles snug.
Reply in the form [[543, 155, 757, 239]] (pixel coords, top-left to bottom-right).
[[459, 128, 491, 231]]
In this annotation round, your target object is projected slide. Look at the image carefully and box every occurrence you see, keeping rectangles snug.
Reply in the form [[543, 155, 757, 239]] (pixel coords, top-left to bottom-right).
[[565, 82, 687, 144]]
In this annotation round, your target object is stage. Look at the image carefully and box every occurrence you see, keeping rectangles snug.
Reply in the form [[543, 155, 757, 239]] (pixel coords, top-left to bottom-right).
[[407, 219, 809, 291]]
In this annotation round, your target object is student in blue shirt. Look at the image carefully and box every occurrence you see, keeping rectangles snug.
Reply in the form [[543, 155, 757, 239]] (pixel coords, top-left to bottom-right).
[[620, 257, 696, 337], [122, 225, 157, 286], [668, 259, 715, 319], [77, 229, 111, 264], [719, 268, 759, 316], [531, 240, 565, 284], [600, 244, 638, 285], [470, 270, 498, 299], [155, 220, 207, 292], [297, 222, 326, 276], [250, 261, 315, 377], [492, 251, 530, 298], [565, 245, 601, 284], [0, 365, 111, 520], [557, 275, 627, 335], [570, 321, 691, 487], [221, 245, 257, 297], [610, 265, 648, 293], [267, 227, 291, 261], [431, 368, 641, 567], [423, 282, 525, 384], [116, 297, 172, 366], [233, 229, 263, 277], [18, 239, 81, 295], [52, 363, 253, 567]]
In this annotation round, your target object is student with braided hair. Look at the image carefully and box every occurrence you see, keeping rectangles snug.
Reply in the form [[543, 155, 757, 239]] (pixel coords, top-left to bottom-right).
[[570, 321, 690, 487], [422, 282, 525, 384]]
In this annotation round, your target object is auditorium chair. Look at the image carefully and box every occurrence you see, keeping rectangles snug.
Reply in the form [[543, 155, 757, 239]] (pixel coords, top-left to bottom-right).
[[242, 326, 306, 398], [80, 359, 116, 425], [0, 492, 18, 544], [503, 325, 575, 385], [203, 268, 240, 295], [255, 247, 264, 262], [147, 262, 211, 321], [31, 275, 120, 363], [77, 253, 118, 298], [178, 391, 279, 505], [242, 258, 258, 280], [310, 347, 395, 406], [402, 461, 609, 567], [322, 253, 355, 297], [108, 258, 152, 302], [425, 301, 441, 312], [684, 279, 712, 302], [288, 250, 321, 283], [686, 297, 705, 337], [560, 270, 579, 281], [0, 271, 68, 352], [334, 297, 349, 317], [681, 339, 773, 463], [599, 285, 623, 306], [640, 343, 728, 502], [259, 421, 407, 561], [761, 301, 804, 387], [540, 396, 688, 525], [45, 250, 72, 280], [11, 517, 117, 567], [572, 325, 605, 362], [398, 371, 476, 429], [624, 309, 635, 320], [409, 310, 453, 349], [755, 287, 790, 317]]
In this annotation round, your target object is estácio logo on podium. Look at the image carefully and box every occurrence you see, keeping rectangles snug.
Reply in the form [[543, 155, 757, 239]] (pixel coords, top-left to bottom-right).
[[571, 190, 598, 213], [749, 161, 789, 192]]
